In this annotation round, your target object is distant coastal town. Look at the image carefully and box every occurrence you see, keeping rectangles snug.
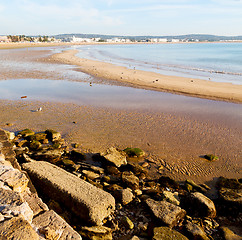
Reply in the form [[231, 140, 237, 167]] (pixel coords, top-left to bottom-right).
[[1, 34, 242, 44]]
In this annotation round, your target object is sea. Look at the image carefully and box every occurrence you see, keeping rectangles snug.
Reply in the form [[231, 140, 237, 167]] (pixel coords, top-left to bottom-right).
[[73, 42, 242, 85]]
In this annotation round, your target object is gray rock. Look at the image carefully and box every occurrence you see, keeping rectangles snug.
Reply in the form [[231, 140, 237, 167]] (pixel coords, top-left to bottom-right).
[[122, 171, 139, 190], [146, 198, 186, 228], [101, 147, 127, 167], [0, 216, 39, 240], [185, 221, 210, 240], [153, 227, 189, 240], [80, 226, 112, 240], [33, 210, 82, 240], [22, 161, 115, 225], [190, 192, 216, 218]]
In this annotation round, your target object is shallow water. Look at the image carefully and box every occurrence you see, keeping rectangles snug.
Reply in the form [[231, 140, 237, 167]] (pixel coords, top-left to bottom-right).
[[0, 78, 241, 128], [74, 43, 242, 85]]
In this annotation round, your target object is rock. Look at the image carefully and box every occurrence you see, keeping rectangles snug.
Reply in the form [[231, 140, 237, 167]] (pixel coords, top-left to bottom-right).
[[22, 161, 115, 225], [204, 154, 219, 161], [121, 216, 134, 229], [29, 140, 42, 150], [158, 176, 179, 190], [4, 130, 15, 141], [114, 188, 134, 205], [19, 129, 35, 138], [45, 129, 61, 142], [152, 227, 189, 240], [127, 163, 148, 176], [34, 132, 47, 143], [189, 192, 216, 218], [20, 189, 49, 217], [0, 188, 33, 223], [220, 226, 242, 240], [79, 226, 112, 240], [0, 167, 29, 192], [185, 179, 207, 193], [185, 221, 210, 240], [0, 216, 39, 240], [31, 149, 64, 163], [162, 191, 180, 206], [71, 149, 86, 161], [146, 198, 186, 228], [101, 147, 127, 167], [123, 148, 145, 157], [32, 210, 82, 240], [82, 170, 100, 180], [106, 165, 121, 176], [122, 171, 139, 190], [217, 177, 242, 207]]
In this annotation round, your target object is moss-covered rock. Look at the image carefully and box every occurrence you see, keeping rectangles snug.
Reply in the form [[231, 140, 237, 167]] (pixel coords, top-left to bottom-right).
[[29, 140, 42, 150], [45, 129, 61, 142], [204, 154, 219, 161], [19, 129, 35, 138], [123, 147, 145, 157]]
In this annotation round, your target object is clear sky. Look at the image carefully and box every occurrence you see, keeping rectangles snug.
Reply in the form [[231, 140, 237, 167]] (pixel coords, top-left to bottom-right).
[[0, 0, 242, 36]]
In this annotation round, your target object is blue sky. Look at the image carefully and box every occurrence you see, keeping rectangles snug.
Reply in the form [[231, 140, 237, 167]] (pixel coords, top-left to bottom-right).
[[0, 0, 242, 36]]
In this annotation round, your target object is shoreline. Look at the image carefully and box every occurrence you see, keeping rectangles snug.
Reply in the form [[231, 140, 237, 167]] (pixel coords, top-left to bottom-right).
[[50, 49, 242, 103]]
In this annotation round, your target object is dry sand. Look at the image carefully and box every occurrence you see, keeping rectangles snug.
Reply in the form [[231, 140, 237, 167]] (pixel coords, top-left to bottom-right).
[[0, 46, 241, 185], [51, 50, 242, 103]]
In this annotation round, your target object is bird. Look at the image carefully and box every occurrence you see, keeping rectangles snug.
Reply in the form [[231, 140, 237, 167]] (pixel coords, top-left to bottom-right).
[[37, 107, 42, 112]]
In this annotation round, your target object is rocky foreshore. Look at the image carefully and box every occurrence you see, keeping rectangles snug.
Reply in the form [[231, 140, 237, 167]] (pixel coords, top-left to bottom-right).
[[0, 128, 241, 240]]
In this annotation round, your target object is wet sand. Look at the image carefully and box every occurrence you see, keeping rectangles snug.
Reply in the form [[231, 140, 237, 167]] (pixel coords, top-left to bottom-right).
[[51, 50, 242, 103], [0, 46, 241, 184]]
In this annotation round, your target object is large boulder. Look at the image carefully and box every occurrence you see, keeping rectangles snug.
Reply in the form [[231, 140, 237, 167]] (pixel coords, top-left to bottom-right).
[[146, 198, 186, 228], [153, 227, 189, 240], [22, 161, 115, 225]]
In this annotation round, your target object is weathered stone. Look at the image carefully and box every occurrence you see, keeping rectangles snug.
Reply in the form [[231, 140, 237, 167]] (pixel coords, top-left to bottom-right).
[[19, 129, 35, 138], [79, 226, 112, 240], [114, 188, 134, 205], [122, 171, 139, 190], [31, 149, 64, 163], [185, 221, 210, 240], [29, 140, 42, 150], [0, 188, 33, 223], [45, 129, 61, 142], [4, 130, 15, 141], [185, 179, 207, 193], [101, 147, 127, 167], [22, 161, 115, 225], [32, 210, 82, 240], [189, 192, 216, 218], [0, 168, 29, 192], [220, 226, 242, 240], [162, 191, 180, 206], [34, 132, 47, 143], [82, 170, 100, 180], [20, 189, 49, 217], [71, 149, 86, 161], [0, 160, 12, 168], [153, 227, 189, 240], [0, 216, 39, 240], [146, 198, 186, 228], [106, 165, 121, 176]]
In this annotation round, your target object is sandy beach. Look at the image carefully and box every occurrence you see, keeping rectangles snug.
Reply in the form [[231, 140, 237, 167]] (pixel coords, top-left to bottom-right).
[[0, 45, 241, 185], [51, 49, 242, 103]]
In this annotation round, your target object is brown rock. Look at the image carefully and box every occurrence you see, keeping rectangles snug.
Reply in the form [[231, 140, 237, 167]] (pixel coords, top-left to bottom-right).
[[32, 210, 81, 240], [101, 147, 127, 167], [79, 226, 112, 240], [146, 199, 186, 228], [122, 171, 139, 190], [0, 216, 39, 240], [153, 227, 189, 240]]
